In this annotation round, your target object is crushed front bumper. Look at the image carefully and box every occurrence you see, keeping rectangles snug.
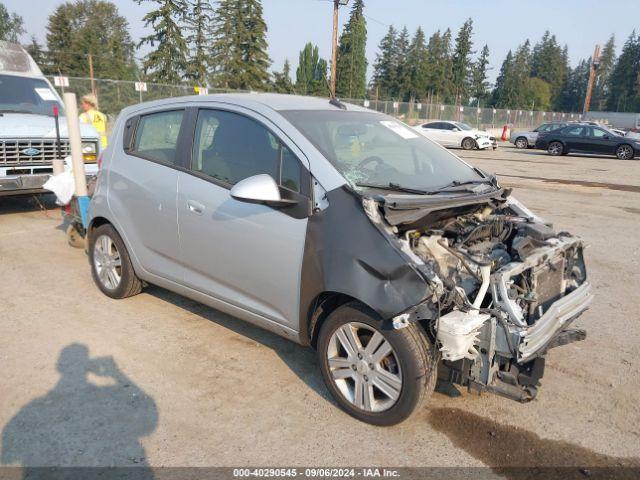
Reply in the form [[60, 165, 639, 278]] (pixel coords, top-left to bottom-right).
[[0, 172, 51, 195], [519, 281, 592, 362]]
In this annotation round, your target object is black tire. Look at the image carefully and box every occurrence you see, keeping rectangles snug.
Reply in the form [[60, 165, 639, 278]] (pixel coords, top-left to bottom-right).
[[462, 137, 476, 150], [89, 223, 142, 299], [514, 137, 528, 149], [616, 144, 635, 160], [548, 141, 564, 156], [317, 302, 438, 426]]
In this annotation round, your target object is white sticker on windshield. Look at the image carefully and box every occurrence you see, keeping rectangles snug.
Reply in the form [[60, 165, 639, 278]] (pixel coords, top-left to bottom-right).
[[380, 120, 418, 139], [34, 88, 57, 101]]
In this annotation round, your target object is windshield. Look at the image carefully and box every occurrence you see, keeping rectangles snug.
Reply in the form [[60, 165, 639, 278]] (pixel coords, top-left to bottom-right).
[[453, 122, 472, 131], [0, 74, 62, 116], [281, 110, 482, 191]]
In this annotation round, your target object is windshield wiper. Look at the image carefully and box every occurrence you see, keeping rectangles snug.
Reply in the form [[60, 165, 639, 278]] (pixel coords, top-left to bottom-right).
[[356, 182, 428, 195], [427, 178, 495, 194]]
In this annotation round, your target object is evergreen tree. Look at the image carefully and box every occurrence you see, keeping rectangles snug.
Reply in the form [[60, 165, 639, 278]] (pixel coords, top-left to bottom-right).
[[491, 50, 517, 108], [272, 59, 294, 94], [557, 59, 590, 112], [335, 0, 367, 99], [0, 3, 24, 43], [295, 43, 328, 96], [592, 35, 616, 111], [185, 0, 214, 85], [423, 30, 451, 102], [405, 27, 429, 101], [136, 0, 188, 83], [451, 18, 474, 104], [530, 31, 568, 108], [372, 25, 398, 99], [25, 36, 47, 70], [47, 1, 136, 79], [393, 26, 411, 100], [606, 31, 640, 112], [211, 0, 271, 90], [471, 44, 490, 105]]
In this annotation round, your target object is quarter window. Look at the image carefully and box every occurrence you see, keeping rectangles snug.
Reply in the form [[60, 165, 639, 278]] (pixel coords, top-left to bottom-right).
[[191, 109, 302, 192], [132, 110, 184, 164]]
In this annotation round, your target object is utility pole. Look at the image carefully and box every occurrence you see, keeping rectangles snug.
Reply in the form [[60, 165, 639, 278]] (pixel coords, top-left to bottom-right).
[[330, 0, 349, 97], [583, 44, 601, 115]]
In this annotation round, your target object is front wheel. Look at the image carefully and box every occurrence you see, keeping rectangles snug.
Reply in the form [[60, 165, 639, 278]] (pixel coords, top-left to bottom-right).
[[462, 137, 476, 150], [515, 137, 528, 149], [317, 302, 438, 426], [548, 141, 564, 156], [616, 144, 635, 160]]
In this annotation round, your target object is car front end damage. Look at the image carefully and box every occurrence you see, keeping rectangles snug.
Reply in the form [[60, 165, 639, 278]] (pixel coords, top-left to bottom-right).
[[362, 190, 592, 403]]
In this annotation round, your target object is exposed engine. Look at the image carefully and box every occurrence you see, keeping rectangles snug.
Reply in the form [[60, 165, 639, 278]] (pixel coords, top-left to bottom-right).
[[363, 195, 591, 402]]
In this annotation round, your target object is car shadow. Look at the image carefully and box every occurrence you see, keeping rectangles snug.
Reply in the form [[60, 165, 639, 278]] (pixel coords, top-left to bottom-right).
[[428, 407, 640, 480], [145, 286, 334, 405], [1, 344, 158, 479]]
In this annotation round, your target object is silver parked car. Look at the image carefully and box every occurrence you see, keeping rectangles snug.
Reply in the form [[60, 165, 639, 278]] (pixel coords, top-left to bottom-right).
[[88, 94, 592, 425], [510, 122, 568, 149]]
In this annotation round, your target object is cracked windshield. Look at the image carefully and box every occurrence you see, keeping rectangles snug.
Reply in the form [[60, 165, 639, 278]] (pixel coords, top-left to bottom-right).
[[282, 110, 482, 192]]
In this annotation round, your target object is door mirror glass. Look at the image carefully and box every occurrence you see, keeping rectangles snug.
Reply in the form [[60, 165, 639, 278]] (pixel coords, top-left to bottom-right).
[[452, 127, 460, 132], [230, 174, 296, 207]]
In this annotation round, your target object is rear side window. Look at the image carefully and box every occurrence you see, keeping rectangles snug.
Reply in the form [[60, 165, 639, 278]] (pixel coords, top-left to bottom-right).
[[191, 109, 303, 192], [422, 122, 438, 129], [132, 110, 184, 164], [564, 126, 585, 137]]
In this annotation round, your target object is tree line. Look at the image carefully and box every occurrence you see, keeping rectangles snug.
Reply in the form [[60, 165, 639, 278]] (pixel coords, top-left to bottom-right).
[[1, 0, 639, 113]]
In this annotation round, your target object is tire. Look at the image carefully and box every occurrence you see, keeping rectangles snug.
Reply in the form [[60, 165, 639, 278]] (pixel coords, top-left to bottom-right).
[[514, 137, 528, 149], [462, 137, 476, 150], [317, 302, 438, 426], [548, 141, 564, 156], [616, 144, 635, 160], [89, 223, 142, 299]]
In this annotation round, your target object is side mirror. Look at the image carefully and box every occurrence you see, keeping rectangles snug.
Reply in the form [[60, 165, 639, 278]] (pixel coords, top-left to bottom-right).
[[602, 135, 610, 140], [452, 127, 460, 132], [230, 174, 297, 207]]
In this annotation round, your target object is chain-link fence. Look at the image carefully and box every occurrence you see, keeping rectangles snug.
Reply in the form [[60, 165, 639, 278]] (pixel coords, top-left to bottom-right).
[[48, 76, 581, 131]]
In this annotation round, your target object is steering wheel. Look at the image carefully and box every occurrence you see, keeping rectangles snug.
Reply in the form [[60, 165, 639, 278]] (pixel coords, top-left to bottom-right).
[[357, 155, 385, 170]]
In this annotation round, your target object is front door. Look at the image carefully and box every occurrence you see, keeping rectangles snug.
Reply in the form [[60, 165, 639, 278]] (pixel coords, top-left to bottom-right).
[[177, 107, 311, 328]]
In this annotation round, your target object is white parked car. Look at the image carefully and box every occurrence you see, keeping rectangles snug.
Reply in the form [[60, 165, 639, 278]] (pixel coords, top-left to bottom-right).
[[413, 121, 497, 150]]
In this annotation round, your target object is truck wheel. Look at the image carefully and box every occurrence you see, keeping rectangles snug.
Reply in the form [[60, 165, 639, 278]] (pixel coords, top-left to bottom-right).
[[462, 137, 476, 150], [515, 137, 528, 149], [548, 141, 564, 156], [89, 223, 142, 299], [317, 302, 438, 426], [616, 144, 635, 160]]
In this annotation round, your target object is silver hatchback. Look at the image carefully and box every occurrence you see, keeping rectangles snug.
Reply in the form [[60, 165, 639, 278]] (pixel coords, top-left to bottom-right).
[[88, 94, 592, 425]]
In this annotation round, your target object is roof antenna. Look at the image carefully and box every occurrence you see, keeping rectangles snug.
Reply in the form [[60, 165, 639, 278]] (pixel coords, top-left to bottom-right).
[[325, 76, 347, 110]]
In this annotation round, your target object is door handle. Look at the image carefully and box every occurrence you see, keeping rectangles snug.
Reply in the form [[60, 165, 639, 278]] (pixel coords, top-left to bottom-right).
[[187, 199, 205, 215]]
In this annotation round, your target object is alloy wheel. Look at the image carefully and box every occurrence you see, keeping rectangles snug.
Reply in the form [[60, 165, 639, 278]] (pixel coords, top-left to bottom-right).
[[515, 137, 528, 149], [93, 234, 122, 290], [548, 142, 563, 155], [617, 145, 633, 160], [326, 322, 402, 413]]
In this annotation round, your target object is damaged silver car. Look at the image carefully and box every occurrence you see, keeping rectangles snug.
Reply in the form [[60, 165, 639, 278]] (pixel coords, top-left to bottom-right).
[[88, 94, 592, 426]]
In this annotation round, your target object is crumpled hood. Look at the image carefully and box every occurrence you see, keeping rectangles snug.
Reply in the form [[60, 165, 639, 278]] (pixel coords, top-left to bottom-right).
[[0, 113, 99, 139]]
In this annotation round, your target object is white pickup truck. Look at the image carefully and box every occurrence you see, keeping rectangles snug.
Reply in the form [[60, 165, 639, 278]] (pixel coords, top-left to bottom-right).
[[0, 41, 100, 196]]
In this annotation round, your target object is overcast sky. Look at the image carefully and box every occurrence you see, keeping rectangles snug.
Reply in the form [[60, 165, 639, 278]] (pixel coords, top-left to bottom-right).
[[4, 0, 639, 84]]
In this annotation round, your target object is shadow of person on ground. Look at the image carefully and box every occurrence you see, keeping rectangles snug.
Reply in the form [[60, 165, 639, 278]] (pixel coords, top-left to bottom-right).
[[428, 407, 640, 480], [1, 344, 158, 479], [146, 286, 332, 405]]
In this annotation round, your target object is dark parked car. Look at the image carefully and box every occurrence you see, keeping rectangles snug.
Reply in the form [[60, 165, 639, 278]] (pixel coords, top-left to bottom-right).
[[535, 124, 640, 160]]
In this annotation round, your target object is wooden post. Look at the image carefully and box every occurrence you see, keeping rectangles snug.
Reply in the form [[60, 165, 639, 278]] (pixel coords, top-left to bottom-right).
[[330, 0, 339, 97], [63, 93, 87, 197], [583, 44, 601, 115], [88, 53, 98, 108]]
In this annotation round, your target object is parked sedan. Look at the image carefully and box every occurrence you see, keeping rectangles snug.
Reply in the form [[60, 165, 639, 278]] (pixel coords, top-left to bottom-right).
[[535, 124, 640, 160], [510, 122, 568, 149], [414, 121, 497, 150]]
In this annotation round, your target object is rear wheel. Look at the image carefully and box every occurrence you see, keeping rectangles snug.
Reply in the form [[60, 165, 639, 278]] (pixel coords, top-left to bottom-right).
[[616, 144, 635, 160], [317, 302, 438, 426], [462, 137, 476, 150], [548, 141, 564, 156], [89, 223, 142, 299], [515, 137, 528, 149]]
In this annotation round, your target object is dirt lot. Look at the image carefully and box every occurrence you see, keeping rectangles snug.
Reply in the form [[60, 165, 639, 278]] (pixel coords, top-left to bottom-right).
[[1, 146, 639, 475]]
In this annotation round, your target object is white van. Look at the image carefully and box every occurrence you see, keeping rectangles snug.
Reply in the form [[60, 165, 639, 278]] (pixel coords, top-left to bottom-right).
[[0, 41, 101, 196]]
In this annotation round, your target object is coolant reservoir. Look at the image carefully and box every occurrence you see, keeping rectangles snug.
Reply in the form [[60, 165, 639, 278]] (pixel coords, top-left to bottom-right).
[[437, 311, 490, 361]]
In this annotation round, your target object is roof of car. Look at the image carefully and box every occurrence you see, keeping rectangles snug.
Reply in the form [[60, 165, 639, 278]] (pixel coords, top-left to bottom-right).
[[122, 92, 372, 115]]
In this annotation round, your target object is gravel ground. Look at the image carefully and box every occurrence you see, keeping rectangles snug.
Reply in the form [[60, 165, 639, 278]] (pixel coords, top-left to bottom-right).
[[0, 145, 639, 476]]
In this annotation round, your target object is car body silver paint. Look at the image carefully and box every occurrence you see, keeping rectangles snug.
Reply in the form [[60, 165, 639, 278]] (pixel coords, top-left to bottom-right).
[[230, 174, 282, 202]]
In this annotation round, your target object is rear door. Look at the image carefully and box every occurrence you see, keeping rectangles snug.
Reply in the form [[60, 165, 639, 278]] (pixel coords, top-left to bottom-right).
[[437, 122, 458, 146], [108, 108, 186, 282], [562, 125, 587, 151], [176, 106, 312, 329], [419, 122, 442, 142]]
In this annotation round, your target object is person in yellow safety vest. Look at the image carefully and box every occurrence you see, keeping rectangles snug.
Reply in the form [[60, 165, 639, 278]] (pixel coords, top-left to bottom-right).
[[79, 94, 108, 148]]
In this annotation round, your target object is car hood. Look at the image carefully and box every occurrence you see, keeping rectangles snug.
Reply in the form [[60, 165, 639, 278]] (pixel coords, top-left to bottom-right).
[[0, 113, 99, 139]]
